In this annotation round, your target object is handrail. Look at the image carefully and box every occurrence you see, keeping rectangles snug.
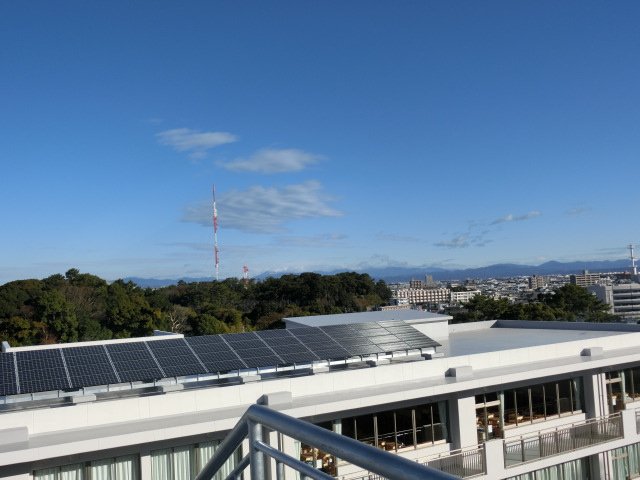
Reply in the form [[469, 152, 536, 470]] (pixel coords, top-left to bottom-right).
[[503, 412, 623, 467], [195, 403, 459, 480]]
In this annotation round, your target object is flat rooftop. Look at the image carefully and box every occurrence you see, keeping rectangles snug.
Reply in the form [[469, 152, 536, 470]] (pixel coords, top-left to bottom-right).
[[443, 323, 630, 357]]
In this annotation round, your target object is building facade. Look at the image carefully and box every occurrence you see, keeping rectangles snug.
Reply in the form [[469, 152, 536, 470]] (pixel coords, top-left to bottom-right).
[[3, 315, 640, 479], [588, 283, 640, 321]]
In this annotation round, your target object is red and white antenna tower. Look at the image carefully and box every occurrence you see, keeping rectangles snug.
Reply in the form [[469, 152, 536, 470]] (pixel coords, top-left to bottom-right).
[[213, 185, 219, 281], [242, 265, 249, 287]]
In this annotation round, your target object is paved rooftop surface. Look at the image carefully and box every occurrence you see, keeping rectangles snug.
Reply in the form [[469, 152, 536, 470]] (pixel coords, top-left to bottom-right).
[[442, 326, 628, 356]]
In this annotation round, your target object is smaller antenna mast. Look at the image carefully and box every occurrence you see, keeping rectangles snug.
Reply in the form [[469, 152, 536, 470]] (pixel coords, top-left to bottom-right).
[[630, 244, 638, 276]]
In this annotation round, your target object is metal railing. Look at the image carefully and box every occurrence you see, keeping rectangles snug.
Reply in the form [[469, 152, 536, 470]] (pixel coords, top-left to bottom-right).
[[422, 445, 485, 478], [503, 413, 623, 467], [195, 404, 459, 480]]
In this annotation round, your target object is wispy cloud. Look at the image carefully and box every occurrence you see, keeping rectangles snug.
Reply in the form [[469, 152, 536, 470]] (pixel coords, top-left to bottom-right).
[[491, 210, 541, 225], [157, 128, 237, 159], [434, 235, 471, 249], [275, 233, 347, 247], [218, 148, 321, 174], [182, 181, 342, 233], [565, 206, 592, 217], [434, 232, 492, 249]]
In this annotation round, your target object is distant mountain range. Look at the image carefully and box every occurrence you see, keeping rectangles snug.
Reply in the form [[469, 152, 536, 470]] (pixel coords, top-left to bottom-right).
[[125, 258, 633, 287]]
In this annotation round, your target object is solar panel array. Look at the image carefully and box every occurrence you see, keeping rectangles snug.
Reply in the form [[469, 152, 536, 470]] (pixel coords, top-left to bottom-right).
[[0, 321, 439, 396]]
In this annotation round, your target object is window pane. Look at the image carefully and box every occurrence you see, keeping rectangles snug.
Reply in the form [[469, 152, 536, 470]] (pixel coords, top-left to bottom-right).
[[395, 407, 414, 448], [91, 459, 113, 480], [151, 449, 172, 480], [558, 381, 573, 415], [34, 468, 58, 480], [60, 464, 84, 480], [530, 384, 545, 420], [341, 417, 356, 439], [503, 390, 517, 426], [354, 414, 375, 445], [376, 410, 395, 450], [544, 383, 558, 417], [114, 455, 138, 480], [415, 405, 434, 444]]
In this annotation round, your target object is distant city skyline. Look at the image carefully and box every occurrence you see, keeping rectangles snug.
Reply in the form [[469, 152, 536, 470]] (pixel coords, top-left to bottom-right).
[[1, 1, 639, 285]]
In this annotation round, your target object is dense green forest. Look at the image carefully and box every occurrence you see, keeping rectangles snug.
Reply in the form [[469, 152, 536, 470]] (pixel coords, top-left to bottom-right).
[[451, 284, 616, 323], [0, 269, 392, 346]]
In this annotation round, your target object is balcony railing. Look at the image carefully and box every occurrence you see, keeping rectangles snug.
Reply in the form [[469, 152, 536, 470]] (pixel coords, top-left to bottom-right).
[[342, 445, 485, 480], [421, 445, 485, 478], [503, 413, 623, 467]]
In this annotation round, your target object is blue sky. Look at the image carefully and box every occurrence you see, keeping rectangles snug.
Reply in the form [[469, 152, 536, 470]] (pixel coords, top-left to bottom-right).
[[1, 1, 639, 284]]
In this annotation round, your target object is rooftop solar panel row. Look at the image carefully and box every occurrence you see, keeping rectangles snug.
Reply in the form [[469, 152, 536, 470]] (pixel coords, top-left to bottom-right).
[[1, 321, 440, 396]]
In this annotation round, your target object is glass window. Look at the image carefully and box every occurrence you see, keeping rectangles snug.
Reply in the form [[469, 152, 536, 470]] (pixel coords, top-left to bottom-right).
[[607, 371, 624, 412], [530, 384, 546, 421], [558, 380, 573, 415], [376, 410, 396, 450], [544, 382, 559, 417], [151, 442, 239, 480], [354, 414, 375, 445], [35, 456, 138, 480], [394, 407, 414, 449]]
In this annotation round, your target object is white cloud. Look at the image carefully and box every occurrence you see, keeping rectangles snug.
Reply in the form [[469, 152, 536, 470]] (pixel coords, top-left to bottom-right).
[[491, 210, 541, 225], [182, 181, 342, 233], [218, 148, 321, 174], [157, 128, 237, 158]]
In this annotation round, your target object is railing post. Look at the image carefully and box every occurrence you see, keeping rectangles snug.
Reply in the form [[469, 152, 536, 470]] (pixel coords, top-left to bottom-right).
[[249, 419, 267, 480], [276, 432, 285, 480]]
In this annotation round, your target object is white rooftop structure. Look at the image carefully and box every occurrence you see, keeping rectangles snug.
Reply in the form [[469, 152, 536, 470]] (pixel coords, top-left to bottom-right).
[[2, 316, 640, 479]]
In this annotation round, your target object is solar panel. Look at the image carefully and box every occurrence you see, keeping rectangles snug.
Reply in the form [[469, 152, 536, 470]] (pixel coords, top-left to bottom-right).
[[185, 336, 248, 373], [254, 329, 293, 339], [106, 342, 164, 383], [0, 353, 18, 396], [63, 346, 120, 388], [243, 354, 283, 369], [0, 320, 440, 397], [277, 351, 318, 364], [16, 350, 70, 393], [147, 339, 208, 377]]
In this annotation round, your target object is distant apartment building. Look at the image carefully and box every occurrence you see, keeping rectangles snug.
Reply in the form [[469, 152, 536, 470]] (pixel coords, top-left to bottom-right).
[[588, 283, 640, 321], [395, 287, 450, 305], [528, 275, 548, 289], [450, 289, 481, 304], [409, 279, 424, 289], [571, 270, 605, 287]]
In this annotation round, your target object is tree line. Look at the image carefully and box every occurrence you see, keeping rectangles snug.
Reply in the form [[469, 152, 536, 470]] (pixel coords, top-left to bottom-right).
[[451, 284, 616, 323], [0, 269, 392, 347]]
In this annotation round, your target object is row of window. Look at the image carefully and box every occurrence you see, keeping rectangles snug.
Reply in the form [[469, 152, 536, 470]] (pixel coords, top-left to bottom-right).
[[606, 366, 640, 412], [33, 441, 242, 480], [34, 455, 138, 480], [476, 378, 583, 440], [506, 457, 590, 480]]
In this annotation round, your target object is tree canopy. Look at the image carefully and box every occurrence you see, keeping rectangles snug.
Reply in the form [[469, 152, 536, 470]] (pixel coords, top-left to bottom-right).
[[0, 270, 392, 346], [452, 284, 616, 323]]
